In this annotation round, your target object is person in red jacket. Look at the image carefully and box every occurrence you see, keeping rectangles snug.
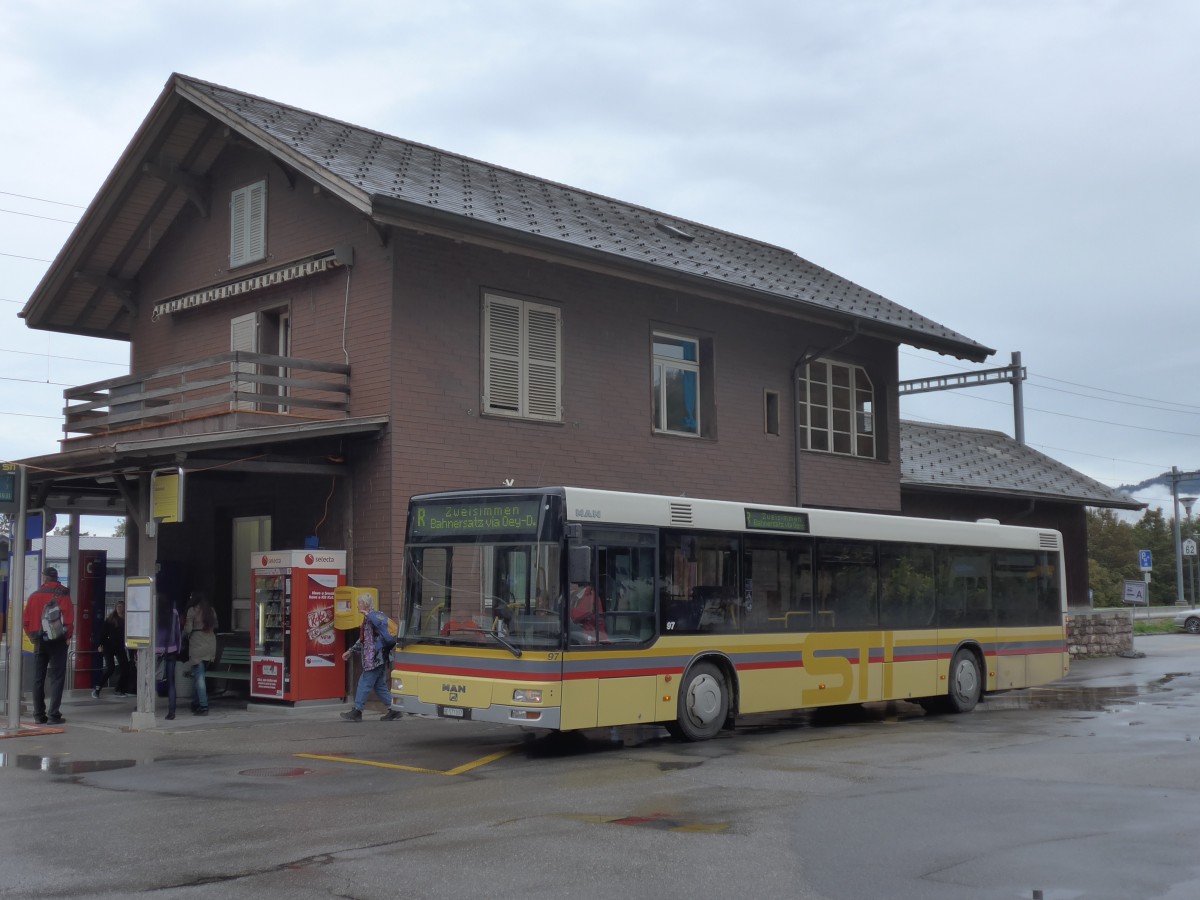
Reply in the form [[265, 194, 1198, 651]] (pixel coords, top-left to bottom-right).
[[22, 567, 74, 725]]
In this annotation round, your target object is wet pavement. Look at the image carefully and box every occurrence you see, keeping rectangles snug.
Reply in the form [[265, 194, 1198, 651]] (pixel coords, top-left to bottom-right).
[[1, 633, 1199, 900]]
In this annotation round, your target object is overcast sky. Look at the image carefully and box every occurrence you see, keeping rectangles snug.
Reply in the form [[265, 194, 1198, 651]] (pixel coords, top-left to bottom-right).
[[3, 0, 1199, 524]]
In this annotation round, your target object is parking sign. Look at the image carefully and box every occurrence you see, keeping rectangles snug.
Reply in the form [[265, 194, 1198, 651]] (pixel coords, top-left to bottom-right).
[[1139, 549, 1153, 571]]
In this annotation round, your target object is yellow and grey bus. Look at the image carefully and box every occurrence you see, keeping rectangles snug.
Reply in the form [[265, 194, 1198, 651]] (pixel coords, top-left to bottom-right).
[[390, 487, 1068, 740]]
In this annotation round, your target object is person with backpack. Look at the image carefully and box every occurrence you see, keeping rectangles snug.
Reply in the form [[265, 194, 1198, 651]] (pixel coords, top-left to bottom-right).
[[339, 594, 402, 722], [22, 567, 74, 725], [183, 591, 218, 716]]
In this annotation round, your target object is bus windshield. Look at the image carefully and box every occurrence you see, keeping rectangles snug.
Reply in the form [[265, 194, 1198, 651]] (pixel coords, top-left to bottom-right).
[[402, 541, 564, 651]]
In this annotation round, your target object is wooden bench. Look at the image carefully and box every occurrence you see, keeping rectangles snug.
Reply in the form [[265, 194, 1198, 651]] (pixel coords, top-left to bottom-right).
[[204, 644, 251, 694]]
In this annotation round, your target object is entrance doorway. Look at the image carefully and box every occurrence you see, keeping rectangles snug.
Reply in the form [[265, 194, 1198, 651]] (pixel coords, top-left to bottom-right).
[[232, 516, 271, 632]]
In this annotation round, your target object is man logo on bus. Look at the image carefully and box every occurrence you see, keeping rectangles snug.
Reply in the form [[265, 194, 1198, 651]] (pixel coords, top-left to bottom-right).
[[442, 683, 466, 694]]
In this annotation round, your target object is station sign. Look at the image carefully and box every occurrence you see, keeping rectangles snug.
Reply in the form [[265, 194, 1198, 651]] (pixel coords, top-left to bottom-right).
[[1123, 580, 1148, 605]]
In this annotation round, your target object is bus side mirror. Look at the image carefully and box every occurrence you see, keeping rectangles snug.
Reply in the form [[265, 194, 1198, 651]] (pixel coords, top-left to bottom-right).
[[568, 546, 591, 584]]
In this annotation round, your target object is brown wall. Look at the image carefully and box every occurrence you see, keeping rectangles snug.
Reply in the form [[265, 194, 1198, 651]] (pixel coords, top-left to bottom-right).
[[386, 230, 902, 521], [129, 145, 394, 419]]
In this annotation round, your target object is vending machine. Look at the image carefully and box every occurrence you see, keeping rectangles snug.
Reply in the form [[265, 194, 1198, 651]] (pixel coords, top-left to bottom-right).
[[249, 550, 347, 703]]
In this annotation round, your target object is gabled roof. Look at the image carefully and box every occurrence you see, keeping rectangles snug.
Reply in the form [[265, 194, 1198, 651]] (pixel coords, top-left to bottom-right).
[[22, 74, 992, 361], [900, 421, 1144, 510]]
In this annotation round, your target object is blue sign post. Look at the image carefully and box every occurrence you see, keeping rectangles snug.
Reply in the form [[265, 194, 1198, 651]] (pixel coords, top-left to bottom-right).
[[1139, 550, 1153, 572]]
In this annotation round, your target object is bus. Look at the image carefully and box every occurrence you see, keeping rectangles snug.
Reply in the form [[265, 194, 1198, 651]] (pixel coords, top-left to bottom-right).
[[389, 487, 1068, 740]]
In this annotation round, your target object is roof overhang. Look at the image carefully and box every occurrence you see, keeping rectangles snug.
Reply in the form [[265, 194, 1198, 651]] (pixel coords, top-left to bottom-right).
[[16, 415, 388, 515], [900, 478, 1145, 512]]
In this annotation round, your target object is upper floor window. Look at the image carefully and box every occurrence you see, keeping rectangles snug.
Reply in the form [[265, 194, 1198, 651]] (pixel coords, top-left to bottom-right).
[[482, 293, 561, 421], [230, 180, 267, 269], [653, 333, 701, 436], [798, 359, 875, 458]]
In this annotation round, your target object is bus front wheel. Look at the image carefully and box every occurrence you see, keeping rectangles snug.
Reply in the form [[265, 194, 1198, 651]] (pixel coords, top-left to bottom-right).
[[674, 661, 728, 741], [946, 649, 982, 713]]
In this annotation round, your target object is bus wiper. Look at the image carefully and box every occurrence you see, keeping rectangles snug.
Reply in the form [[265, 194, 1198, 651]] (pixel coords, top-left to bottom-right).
[[445, 626, 523, 658], [486, 628, 523, 658]]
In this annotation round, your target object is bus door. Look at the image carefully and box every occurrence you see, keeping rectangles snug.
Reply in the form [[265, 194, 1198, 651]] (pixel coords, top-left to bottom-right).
[[561, 529, 658, 730]]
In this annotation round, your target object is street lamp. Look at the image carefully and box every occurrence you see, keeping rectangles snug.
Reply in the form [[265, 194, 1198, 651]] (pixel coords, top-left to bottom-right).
[[1169, 467, 1200, 605], [1185, 496, 1199, 608]]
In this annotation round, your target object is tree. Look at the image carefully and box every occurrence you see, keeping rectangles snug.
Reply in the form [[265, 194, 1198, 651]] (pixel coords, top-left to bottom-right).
[[1086, 508, 1139, 607], [1087, 507, 1184, 606]]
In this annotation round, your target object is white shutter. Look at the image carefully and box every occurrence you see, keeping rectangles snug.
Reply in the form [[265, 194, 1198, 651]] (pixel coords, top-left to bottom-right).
[[230, 312, 259, 411], [524, 304, 561, 420], [482, 295, 562, 421], [484, 296, 522, 414], [245, 181, 266, 264], [230, 188, 247, 268], [229, 180, 267, 268]]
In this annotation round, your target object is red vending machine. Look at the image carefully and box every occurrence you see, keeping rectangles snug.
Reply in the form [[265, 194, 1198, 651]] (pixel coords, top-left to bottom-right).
[[249, 550, 347, 703]]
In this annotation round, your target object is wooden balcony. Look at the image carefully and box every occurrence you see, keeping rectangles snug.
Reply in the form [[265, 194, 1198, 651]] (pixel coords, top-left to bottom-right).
[[63, 352, 351, 439]]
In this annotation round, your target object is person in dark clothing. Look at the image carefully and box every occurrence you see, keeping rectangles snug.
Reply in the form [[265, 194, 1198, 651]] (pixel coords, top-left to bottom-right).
[[92, 600, 132, 698], [154, 593, 182, 720], [22, 567, 74, 725]]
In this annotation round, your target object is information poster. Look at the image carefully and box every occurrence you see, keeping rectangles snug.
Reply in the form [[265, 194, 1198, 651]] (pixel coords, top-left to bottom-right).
[[125, 576, 154, 649], [304, 573, 338, 668], [251, 656, 285, 698], [21, 552, 42, 653]]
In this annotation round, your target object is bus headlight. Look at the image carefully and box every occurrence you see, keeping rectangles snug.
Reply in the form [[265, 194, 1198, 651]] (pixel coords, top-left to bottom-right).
[[512, 689, 542, 704], [391, 675, 404, 693]]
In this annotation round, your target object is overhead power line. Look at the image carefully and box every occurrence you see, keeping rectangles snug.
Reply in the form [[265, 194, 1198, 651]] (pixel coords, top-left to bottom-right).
[[0, 250, 53, 263], [0, 206, 78, 225], [0, 190, 86, 209], [0, 346, 127, 367]]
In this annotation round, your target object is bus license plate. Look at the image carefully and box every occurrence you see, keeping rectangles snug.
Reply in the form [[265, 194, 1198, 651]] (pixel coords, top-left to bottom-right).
[[439, 706, 470, 720]]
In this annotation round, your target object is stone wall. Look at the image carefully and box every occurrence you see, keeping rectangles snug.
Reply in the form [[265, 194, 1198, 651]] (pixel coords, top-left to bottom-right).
[[1067, 608, 1133, 659]]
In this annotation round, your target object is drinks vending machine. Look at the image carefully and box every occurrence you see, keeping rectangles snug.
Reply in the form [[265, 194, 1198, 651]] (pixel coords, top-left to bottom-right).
[[249, 550, 347, 702]]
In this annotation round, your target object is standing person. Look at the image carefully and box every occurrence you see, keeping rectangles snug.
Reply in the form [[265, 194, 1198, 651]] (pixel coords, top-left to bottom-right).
[[183, 591, 218, 716], [91, 600, 131, 698], [22, 567, 74, 725], [154, 593, 182, 721], [339, 595, 401, 721]]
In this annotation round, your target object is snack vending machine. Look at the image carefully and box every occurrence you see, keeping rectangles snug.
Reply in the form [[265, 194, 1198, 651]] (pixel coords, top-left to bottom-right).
[[250, 550, 347, 702]]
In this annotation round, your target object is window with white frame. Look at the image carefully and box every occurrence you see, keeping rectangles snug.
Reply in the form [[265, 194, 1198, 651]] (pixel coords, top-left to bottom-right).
[[798, 359, 875, 457], [482, 293, 562, 421], [230, 180, 267, 269], [653, 333, 701, 436]]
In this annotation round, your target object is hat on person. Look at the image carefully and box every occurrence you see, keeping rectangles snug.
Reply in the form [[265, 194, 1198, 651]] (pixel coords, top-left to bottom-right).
[[43, 566, 58, 579]]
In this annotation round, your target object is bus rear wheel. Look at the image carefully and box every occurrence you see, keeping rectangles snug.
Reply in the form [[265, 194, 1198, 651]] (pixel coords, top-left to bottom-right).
[[674, 661, 728, 741], [946, 649, 982, 713]]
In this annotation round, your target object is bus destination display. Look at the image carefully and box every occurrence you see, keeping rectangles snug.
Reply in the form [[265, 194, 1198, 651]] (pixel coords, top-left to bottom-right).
[[744, 507, 810, 533], [411, 499, 542, 538]]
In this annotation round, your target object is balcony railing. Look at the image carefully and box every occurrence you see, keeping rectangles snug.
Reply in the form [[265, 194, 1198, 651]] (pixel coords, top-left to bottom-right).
[[63, 351, 351, 436]]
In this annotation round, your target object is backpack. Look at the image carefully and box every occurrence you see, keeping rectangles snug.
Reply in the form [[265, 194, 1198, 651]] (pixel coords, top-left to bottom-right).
[[42, 596, 66, 641], [365, 609, 400, 649]]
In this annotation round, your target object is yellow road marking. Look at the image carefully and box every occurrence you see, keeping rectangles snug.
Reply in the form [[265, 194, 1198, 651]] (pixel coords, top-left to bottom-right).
[[295, 747, 514, 776]]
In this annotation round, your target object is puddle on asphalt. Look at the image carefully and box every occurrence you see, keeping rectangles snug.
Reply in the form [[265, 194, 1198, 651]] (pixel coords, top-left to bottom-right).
[[564, 811, 730, 833], [0, 754, 139, 774]]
